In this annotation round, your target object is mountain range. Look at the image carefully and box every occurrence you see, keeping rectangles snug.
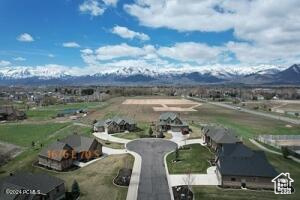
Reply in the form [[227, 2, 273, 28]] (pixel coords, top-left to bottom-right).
[[0, 64, 299, 86]]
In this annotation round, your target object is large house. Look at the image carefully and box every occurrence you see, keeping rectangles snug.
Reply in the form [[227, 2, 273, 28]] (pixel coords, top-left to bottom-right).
[[216, 143, 278, 189], [94, 116, 136, 134], [203, 126, 241, 151], [0, 172, 66, 200], [0, 106, 26, 121], [39, 135, 102, 171], [156, 112, 189, 133]]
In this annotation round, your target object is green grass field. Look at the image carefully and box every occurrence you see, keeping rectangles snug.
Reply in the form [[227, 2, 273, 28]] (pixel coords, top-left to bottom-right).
[[0, 123, 70, 147], [167, 144, 213, 174], [26, 101, 107, 120]]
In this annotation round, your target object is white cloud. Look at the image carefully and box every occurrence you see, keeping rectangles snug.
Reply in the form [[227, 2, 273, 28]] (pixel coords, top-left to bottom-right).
[[79, 0, 105, 16], [124, 0, 300, 65], [17, 33, 34, 42], [62, 42, 80, 48], [48, 54, 55, 58], [13, 57, 26, 61], [111, 25, 150, 41], [158, 42, 225, 64], [0, 60, 11, 67], [103, 0, 118, 6]]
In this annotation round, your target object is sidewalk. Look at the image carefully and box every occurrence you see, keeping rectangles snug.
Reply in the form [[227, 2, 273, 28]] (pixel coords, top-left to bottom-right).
[[126, 151, 142, 200]]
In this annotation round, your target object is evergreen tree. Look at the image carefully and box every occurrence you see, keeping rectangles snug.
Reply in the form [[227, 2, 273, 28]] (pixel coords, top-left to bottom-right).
[[71, 180, 80, 198]]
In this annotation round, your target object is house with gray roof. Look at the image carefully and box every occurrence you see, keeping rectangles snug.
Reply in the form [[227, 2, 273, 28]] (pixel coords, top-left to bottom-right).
[[0, 172, 65, 200], [157, 112, 189, 133], [203, 126, 241, 151], [94, 116, 136, 134], [216, 143, 278, 189], [38, 135, 102, 171]]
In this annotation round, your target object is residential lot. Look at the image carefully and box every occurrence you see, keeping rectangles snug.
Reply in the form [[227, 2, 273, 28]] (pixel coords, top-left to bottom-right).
[[167, 144, 213, 174]]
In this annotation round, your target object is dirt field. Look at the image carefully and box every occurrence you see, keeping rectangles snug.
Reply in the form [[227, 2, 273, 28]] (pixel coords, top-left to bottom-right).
[[123, 98, 202, 112]]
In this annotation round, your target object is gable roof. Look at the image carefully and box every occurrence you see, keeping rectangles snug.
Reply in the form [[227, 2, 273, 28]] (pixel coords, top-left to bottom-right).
[[95, 116, 136, 127], [39, 141, 72, 161], [204, 126, 240, 144], [60, 135, 100, 152], [159, 112, 178, 121], [0, 173, 64, 195], [217, 144, 278, 178]]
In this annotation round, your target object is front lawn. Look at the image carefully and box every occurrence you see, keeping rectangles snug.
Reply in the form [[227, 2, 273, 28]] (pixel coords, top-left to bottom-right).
[[167, 144, 213, 174]]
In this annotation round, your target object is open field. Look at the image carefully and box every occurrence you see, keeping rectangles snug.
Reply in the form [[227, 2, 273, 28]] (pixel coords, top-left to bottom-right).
[[166, 144, 213, 174], [123, 98, 202, 112], [0, 123, 70, 147], [187, 103, 300, 138], [25, 101, 108, 121]]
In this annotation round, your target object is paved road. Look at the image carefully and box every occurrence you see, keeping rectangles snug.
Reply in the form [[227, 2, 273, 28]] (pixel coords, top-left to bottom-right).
[[127, 139, 177, 200], [189, 97, 300, 125]]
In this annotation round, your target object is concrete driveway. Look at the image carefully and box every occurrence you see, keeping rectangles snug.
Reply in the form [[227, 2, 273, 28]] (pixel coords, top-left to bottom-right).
[[127, 139, 177, 200]]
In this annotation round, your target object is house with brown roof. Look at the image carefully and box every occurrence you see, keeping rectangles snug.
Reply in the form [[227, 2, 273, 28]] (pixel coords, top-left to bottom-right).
[[216, 143, 278, 189], [0, 172, 66, 200], [38, 135, 102, 171]]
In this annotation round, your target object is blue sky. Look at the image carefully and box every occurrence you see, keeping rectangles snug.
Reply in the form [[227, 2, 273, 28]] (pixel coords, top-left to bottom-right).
[[0, 0, 299, 74]]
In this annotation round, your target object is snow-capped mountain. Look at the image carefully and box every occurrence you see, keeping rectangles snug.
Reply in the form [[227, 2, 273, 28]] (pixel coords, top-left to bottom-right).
[[0, 66, 70, 79], [0, 64, 298, 85]]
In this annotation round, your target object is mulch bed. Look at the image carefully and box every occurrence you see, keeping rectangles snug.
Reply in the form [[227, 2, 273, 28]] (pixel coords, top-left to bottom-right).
[[113, 168, 132, 186], [172, 186, 193, 200]]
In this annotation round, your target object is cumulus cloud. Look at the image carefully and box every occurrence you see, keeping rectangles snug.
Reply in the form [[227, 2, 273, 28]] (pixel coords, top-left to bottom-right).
[[79, 42, 232, 69], [0, 60, 11, 67], [17, 33, 34, 42], [79, 0, 105, 16], [124, 0, 300, 65], [111, 25, 150, 41], [62, 42, 80, 48], [158, 42, 226, 64]]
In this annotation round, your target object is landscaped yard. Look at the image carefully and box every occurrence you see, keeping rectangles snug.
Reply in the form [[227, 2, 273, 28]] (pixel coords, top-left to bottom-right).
[[51, 154, 134, 200], [167, 144, 213, 174]]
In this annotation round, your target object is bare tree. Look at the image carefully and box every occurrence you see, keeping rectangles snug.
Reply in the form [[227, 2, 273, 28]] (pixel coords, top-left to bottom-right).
[[182, 169, 194, 198]]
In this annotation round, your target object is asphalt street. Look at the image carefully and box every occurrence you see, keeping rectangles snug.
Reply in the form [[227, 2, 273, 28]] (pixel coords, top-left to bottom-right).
[[127, 139, 177, 200]]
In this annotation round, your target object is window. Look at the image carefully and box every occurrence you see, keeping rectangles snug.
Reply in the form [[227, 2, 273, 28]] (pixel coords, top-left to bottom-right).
[[231, 177, 236, 181]]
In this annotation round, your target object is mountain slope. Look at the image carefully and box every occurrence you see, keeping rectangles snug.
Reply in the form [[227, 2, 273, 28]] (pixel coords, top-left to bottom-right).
[[0, 64, 299, 85]]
